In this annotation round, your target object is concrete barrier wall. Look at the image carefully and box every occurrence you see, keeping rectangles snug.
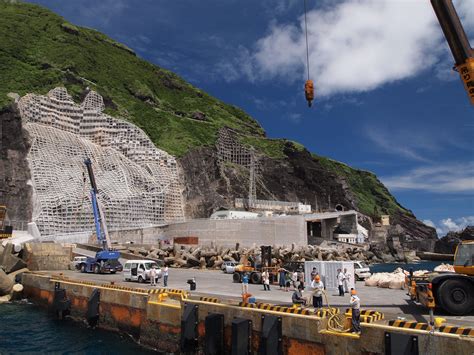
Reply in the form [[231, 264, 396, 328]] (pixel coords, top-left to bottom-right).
[[163, 216, 307, 247], [21, 273, 474, 355]]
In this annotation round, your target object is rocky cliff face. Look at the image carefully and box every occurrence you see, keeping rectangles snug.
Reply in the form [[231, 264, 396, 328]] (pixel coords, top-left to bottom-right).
[[435, 226, 474, 254], [0, 105, 32, 225], [179, 143, 438, 250], [179, 144, 354, 218]]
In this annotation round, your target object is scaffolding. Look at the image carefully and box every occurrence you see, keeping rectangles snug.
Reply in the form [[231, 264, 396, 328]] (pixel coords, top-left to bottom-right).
[[18, 87, 184, 236]]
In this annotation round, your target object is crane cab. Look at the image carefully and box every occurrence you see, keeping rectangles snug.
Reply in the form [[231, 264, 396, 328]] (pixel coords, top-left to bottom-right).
[[453, 241, 474, 275]]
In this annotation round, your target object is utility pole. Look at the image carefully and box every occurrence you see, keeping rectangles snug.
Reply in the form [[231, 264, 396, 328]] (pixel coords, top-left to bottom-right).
[[248, 150, 257, 208]]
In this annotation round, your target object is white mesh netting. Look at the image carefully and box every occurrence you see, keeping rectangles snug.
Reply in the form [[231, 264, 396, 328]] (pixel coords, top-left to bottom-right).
[[18, 87, 184, 236]]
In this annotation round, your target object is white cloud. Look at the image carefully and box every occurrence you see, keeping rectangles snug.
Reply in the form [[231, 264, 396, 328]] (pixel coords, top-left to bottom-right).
[[365, 127, 436, 162], [382, 163, 474, 193], [425, 216, 474, 236], [236, 0, 474, 96]]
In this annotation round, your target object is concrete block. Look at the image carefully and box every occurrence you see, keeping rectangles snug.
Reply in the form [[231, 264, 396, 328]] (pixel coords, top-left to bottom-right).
[[1, 252, 27, 273], [22, 243, 71, 271], [0, 269, 14, 296]]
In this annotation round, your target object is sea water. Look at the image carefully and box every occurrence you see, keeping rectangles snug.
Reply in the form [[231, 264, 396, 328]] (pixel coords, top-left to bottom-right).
[[0, 302, 155, 354]]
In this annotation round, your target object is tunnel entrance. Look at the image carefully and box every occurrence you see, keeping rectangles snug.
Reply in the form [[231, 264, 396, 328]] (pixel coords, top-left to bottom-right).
[[307, 221, 322, 245]]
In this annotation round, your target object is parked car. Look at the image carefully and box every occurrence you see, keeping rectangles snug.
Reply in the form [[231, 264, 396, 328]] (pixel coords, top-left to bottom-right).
[[123, 260, 162, 283], [354, 261, 371, 281], [222, 261, 239, 274], [71, 256, 88, 271]]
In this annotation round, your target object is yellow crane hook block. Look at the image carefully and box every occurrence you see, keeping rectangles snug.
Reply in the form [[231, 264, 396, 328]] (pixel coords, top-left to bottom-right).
[[305, 80, 314, 107]]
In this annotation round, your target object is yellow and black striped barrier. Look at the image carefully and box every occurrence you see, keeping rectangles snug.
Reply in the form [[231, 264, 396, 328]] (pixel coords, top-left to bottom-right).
[[388, 320, 430, 330], [148, 288, 188, 299], [438, 325, 474, 337], [315, 308, 340, 318], [100, 283, 148, 293], [239, 302, 314, 315], [199, 296, 219, 303], [345, 309, 383, 323]]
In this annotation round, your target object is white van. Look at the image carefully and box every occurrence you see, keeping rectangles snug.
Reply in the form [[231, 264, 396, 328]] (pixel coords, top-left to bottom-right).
[[123, 260, 162, 283], [354, 261, 371, 281]]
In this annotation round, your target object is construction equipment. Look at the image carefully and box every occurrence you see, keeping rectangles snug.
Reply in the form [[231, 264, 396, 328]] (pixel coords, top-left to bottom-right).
[[78, 159, 122, 274], [407, 240, 474, 316], [0, 206, 13, 239], [431, 0, 474, 105], [232, 245, 277, 284]]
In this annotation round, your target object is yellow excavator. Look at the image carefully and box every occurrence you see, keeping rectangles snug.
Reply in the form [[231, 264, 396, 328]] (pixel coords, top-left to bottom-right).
[[407, 240, 474, 316]]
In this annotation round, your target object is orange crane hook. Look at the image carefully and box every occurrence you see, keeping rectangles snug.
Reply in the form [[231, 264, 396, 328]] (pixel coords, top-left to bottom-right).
[[305, 79, 314, 107]]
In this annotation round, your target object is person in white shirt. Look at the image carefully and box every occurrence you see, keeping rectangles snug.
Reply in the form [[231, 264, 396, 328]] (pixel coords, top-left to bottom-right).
[[350, 288, 361, 334], [311, 275, 324, 309], [337, 269, 345, 296], [343, 268, 351, 293], [163, 266, 169, 287], [291, 271, 298, 289], [149, 265, 157, 287], [262, 270, 270, 291]]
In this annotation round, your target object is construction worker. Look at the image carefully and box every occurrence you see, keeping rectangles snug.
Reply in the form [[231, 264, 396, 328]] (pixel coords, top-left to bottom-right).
[[350, 288, 361, 334], [262, 270, 270, 291], [242, 272, 249, 295], [311, 275, 324, 309], [292, 284, 306, 306], [343, 268, 351, 293], [149, 265, 157, 287], [337, 269, 345, 296]]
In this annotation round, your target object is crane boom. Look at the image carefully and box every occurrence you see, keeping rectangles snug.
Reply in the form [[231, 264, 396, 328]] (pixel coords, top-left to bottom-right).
[[84, 158, 111, 250], [431, 0, 474, 105]]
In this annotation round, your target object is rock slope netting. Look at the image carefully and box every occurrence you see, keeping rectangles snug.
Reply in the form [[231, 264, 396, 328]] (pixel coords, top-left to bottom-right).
[[17, 88, 183, 235]]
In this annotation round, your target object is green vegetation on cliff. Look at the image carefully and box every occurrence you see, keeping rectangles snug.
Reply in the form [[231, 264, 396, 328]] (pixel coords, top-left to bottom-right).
[[314, 156, 410, 217], [0, 1, 263, 156], [0, 1, 409, 218]]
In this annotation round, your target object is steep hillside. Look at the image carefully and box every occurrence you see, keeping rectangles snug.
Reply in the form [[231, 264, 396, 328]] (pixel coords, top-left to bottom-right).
[[0, 1, 436, 244]]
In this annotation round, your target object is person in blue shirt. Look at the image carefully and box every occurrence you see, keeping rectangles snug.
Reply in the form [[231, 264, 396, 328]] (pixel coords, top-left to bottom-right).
[[242, 273, 249, 295]]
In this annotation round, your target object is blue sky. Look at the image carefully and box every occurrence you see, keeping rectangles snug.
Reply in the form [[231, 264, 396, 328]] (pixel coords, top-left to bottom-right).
[[27, 0, 473, 235]]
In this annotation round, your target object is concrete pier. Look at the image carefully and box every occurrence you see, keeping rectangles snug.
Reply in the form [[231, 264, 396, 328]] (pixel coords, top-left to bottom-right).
[[21, 272, 474, 354]]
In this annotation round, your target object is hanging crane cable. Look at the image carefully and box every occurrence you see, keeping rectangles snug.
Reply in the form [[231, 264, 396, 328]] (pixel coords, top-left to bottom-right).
[[303, 0, 314, 107]]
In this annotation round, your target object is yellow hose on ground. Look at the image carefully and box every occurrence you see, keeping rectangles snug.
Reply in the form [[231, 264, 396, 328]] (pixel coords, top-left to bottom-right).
[[321, 290, 351, 333]]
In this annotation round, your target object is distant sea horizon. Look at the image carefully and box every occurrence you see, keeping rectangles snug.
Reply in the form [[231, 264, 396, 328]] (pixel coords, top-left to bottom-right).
[[369, 260, 449, 273]]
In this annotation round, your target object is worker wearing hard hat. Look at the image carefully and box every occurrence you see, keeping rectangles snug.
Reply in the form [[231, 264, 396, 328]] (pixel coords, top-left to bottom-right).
[[350, 288, 361, 334], [311, 275, 324, 309]]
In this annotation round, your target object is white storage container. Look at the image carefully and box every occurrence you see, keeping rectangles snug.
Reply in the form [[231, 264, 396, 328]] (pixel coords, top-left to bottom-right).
[[304, 261, 355, 292]]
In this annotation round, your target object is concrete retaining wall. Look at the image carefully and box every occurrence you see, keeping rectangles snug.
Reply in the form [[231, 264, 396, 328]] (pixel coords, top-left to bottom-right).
[[163, 216, 307, 247], [21, 273, 474, 355]]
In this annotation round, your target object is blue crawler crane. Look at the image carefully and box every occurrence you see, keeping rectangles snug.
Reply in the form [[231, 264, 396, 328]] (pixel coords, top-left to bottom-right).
[[78, 158, 122, 274]]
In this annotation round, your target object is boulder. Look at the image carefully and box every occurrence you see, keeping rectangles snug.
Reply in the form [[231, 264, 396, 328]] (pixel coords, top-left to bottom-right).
[[381, 253, 396, 263], [0, 294, 11, 304], [1, 250, 27, 273], [10, 283, 23, 300], [6, 267, 29, 283], [0, 269, 14, 296]]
